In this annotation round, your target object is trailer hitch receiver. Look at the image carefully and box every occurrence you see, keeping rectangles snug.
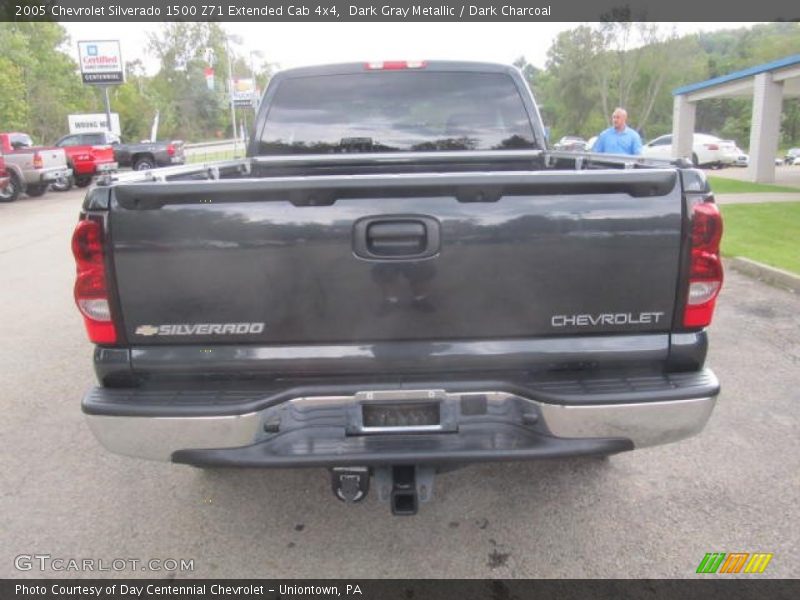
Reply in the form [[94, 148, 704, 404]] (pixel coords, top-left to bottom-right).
[[330, 467, 370, 503]]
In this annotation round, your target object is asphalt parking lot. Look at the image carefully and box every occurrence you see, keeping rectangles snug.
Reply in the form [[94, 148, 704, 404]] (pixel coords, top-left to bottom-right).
[[1, 188, 798, 579]]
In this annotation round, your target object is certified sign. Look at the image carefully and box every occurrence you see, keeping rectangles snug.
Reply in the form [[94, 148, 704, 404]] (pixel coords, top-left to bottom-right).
[[77, 40, 124, 85], [232, 78, 258, 107]]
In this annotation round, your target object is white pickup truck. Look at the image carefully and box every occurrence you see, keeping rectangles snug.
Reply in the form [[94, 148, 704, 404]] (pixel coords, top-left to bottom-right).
[[0, 132, 72, 202]]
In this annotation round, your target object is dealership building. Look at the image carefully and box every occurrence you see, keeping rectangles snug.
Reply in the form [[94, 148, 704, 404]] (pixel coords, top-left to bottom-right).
[[671, 54, 800, 183]]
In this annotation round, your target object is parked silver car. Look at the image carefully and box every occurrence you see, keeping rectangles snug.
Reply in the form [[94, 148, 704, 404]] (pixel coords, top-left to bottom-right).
[[553, 136, 589, 151]]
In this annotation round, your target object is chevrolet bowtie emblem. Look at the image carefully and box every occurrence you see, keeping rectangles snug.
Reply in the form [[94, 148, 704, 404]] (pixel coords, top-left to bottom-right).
[[135, 325, 159, 336]]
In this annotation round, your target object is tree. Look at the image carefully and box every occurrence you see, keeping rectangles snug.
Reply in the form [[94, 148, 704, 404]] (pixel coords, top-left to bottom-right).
[[109, 60, 157, 142], [0, 22, 94, 143], [543, 26, 605, 139], [591, 21, 704, 135], [630, 35, 706, 138], [145, 23, 232, 140], [0, 57, 29, 131], [513, 56, 542, 95]]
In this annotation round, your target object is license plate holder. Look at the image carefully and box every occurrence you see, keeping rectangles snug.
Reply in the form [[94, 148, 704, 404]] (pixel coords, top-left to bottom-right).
[[46, 169, 69, 182], [362, 401, 441, 429], [347, 390, 456, 435]]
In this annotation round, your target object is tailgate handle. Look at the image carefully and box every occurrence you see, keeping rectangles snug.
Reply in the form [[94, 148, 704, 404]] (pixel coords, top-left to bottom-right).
[[368, 221, 426, 256], [354, 216, 440, 260]]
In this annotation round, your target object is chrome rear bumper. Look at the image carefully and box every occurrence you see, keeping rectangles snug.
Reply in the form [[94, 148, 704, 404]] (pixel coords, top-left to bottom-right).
[[84, 381, 718, 464]]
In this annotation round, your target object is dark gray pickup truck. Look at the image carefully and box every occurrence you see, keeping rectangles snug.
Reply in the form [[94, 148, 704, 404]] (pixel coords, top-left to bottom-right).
[[75, 61, 723, 515], [82, 130, 185, 170]]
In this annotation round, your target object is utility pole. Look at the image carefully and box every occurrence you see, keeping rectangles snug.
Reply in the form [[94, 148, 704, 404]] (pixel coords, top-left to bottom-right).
[[250, 51, 259, 112], [103, 86, 113, 132], [226, 37, 238, 157]]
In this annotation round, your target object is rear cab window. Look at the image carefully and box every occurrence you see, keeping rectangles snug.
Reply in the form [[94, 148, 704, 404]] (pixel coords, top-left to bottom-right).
[[10, 133, 34, 148], [257, 70, 538, 155], [57, 135, 82, 147], [82, 134, 108, 146]]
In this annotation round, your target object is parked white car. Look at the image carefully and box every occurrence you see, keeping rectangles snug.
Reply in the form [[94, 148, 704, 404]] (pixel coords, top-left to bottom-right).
[[642, 133, 738, 168], [733, 147, 749, 167]]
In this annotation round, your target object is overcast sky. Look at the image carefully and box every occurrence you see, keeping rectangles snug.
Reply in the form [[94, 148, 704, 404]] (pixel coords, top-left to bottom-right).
[[61, 22, 762, 74]]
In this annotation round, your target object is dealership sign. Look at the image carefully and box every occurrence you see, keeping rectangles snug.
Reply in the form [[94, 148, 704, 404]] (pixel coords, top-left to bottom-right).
[[77, 40, 124, 85], [232, 78, 258, 107], [68, 113, 121, 135]]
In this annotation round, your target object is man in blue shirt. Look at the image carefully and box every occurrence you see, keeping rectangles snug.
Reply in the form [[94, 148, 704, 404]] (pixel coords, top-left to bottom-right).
[[593, 108, 642, 155]]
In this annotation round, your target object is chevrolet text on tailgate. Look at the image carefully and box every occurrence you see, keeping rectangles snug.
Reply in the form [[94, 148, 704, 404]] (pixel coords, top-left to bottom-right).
[[74, 61, 723, 515]]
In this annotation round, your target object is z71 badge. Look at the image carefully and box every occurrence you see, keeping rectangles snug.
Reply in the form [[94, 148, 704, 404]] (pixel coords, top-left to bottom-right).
[[135, 323, 266, 336]]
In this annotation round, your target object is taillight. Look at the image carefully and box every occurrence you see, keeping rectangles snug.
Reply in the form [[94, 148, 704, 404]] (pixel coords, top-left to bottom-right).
[[33, 152, 43, 169], [166, 143, 175, 156], [72, 218, 117, 344], [684, 201, 723, 327], [365, 61, 427, 70]]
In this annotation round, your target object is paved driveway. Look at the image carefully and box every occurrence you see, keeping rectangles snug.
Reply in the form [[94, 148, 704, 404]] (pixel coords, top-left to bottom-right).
[[1, 189, 798, 578]]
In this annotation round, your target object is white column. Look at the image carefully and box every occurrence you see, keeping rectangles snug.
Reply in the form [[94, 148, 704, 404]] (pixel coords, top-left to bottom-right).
[[672, 95, 696, 161], [747, 72, 783, 183]]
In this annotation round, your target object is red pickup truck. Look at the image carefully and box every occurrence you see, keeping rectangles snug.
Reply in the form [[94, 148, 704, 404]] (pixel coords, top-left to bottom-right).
[[53, 132, 118, 189]]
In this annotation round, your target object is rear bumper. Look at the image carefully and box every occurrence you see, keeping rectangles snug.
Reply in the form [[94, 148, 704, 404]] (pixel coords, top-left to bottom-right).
[[95, 161, 118, 173], [71, 162, 94, 176], [83, 369, 719, 466], [36, 167, 72, 183], [74, 161, 117, 176]]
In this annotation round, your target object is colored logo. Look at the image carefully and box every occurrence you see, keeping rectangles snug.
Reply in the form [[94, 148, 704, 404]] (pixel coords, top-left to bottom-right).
[[696, 552, 773, 574], [87, 45, 98, 56]]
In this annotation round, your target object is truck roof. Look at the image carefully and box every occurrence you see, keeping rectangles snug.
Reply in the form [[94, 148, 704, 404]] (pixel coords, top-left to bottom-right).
[[273, 60, 519, 80]]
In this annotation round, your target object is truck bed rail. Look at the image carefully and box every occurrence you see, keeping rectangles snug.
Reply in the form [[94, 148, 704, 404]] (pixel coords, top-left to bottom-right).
[[95, 150, 685, 187], [96, 158, 250, 186]]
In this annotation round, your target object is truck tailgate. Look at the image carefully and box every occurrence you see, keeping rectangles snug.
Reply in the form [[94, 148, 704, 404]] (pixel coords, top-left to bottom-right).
[[108, 169, 683, 345], [40, 147, 67, 169], [6, 146, 66, 172]]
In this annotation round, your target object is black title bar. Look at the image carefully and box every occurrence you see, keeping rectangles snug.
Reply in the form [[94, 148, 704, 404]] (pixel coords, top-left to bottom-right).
[[3, 0, 799, 22]]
